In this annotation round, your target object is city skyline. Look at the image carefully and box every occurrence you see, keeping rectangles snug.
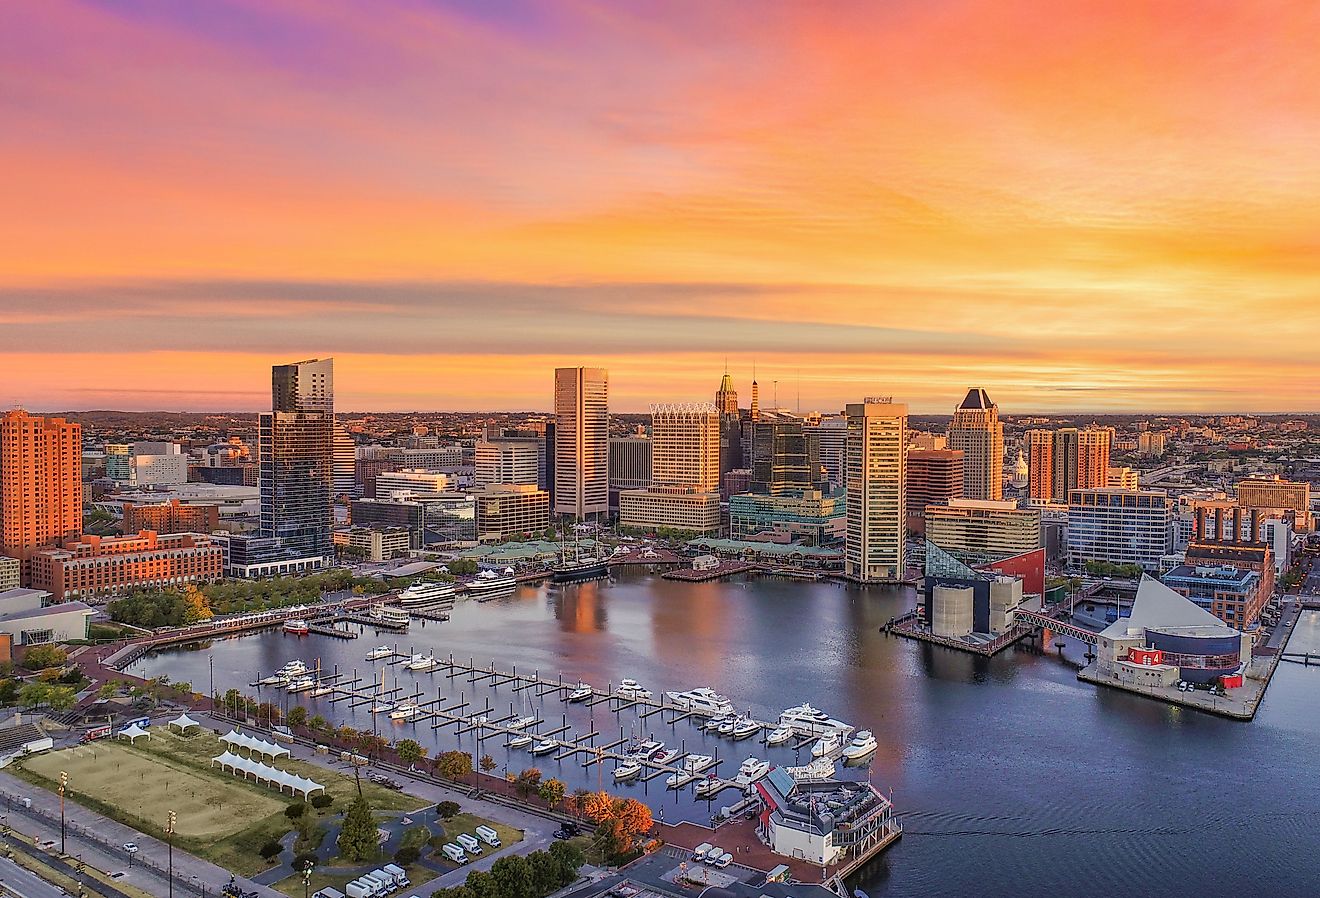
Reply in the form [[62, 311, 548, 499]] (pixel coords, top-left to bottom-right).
[[6, 2, 1320, 413]]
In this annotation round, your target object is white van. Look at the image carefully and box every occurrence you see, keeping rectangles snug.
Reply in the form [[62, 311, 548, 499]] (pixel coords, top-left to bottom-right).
[[455, 833, 483, 855], [344, 880, 376, 898], [692, 842, 713, 862], [474, 824, 501, 847], [382, 864, 411, 888], [442, 843, 469, 864], [365, 871, 396, 894]]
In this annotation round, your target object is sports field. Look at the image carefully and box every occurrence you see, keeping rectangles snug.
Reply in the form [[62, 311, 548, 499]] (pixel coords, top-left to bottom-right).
[[21, 740, 285, 839]]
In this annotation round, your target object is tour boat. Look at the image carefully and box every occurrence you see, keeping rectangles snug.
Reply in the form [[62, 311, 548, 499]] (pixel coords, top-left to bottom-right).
[[655, 748, 682, 765], [615, 679, 653, 700], [507, 734, 533, 749], [664, 687, 734, 718], [734, 757, 770, 785], [286, 675, 316, 693], [283, 619, 310, 635], [530, 739, 558, 756], [731, 718, 760, 740], [365, 645, 394, 661], [779, 702, 849, 735], [371, 605, 410, 627], [404, 653, 441, 672], [567, 683, 594, 702], [811, 732, 842, 758], [666, 770, 696, 789], [612, 760, 642, 782], [466, 568, 517, 599], [842, 730, 878, 761], [399, 581, 456, 608], [765, 726, 793, 746], [389, 701, 421, 722]]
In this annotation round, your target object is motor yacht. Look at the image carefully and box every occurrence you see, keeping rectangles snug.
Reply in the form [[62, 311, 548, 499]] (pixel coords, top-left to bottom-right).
[[663, 687, 734, 718], [634, 739, 665, 759], [842, 730, 878, 761], [567, 683, 594, 702], [612, 760, 642, 782], [655, 748, 682, 765], [666, 771, 695, 789], [279, 660, 309, 676], [258, 672, 290, 687], [779, 702, 849, 735], [694, 776, 725, 798], [734, 757, 770, 785], [365, 645, 394, 661], [404, 653, 441, 672], [731, 718, 760, 740], [615, 679, 653, 700], [765, 726, 793, 746], [701, 714, 731, 732], [683, 754, 716, 772], [286, 676, 316, 693], [389, 701, 421, 721], [530, 739, 558, 756], [717, 718, 737, 736], [507, 734, 533, 749], [369, 701, 394, 715], [811, 732, 842, 758]]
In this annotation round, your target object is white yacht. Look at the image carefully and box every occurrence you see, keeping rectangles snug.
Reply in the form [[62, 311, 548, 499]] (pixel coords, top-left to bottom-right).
[[694, 776, 725, 798], [399, 581, 456, 608], [702, 714, 732, 732], [615, 679, 653, 700], [811, 732, 842, 758], [389, 701, 421, 722], [365, 645, 394, 661], [765, 726, 793, 746], [530, 739, 558, 756], [734, 757, 770, 785], [634, 739, 665, 759], [779, 702, 849, 735], [369, 700, 394, 715], [280, 660, 309, 676], [666, 770, 696, 789], [259, 672, 290, 687], [286, 675, 316, 693], [655, 748, 682, 765], [510, 715, 539, 730], [371, 605, 410, 627], [612, 760, 642, 782], [842, 730, 878, 761], [717, 718, 737, 736], [309, 683, 335, 697], [786, 757, 835, 781], [567, 683, 594, 702], [731, 718, 760, 740], [683, 754, 716, 772], [507, 733, 533, 749], [466, 568, 516, 600], [404, 653, 441, 672], [664, 687, 734, 718]]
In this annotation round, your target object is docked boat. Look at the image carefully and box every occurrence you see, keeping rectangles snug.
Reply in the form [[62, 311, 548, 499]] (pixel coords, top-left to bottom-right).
[[286, 676, 316, 693], [466, 568, 517, 599], [399, 581, 456, 608], [765, 726, 793, 746], [666, 770, 696, 789], [811, 732, 842, 758], [365, 645, 394, 661], [404, 653, 441, 672], [283, 619, 310, 635], [258, 672, 290, 686], [664, 687, 734, 718], [567, 683, 594, 702], [507, 733, 533, 749], [530, 739, 558, 756], [694, 776, 725, 798], [389, 701, 422, 721], [702, 714, 732, 732], [717, 717, 737, 736], [683, 754, 716, 772], [734, 757, 770, 785], [510, 715, 539, 730], [731, 718, 760, 740], [612, 760, 642, 782], [786, 757, 835, 781], [261, 660, 308, 684], [369, 701, 394, 715], [779, 702, 849, 735], [634, 739, 665, 759], [551, 554, 609, 584], [842, 729, 878, 761], [655, 748, 682, 765], [616, 679, 653, 700], [309, 683, 335, 697]]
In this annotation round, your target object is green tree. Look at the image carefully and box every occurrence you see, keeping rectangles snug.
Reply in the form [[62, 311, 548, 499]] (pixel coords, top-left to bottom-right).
[[479, 754, 497, 774], [308, 713, 329, 731], [396, 738, 427, 766], [22, 645, 68, 670], [337, 791, 378, 862], [436, 801, 460, 819], [286, 705, 308, 727], [434, 750, 473, 781], [549, 840, 585, 886], [488, 856, 534, 898], [96, 681, 119, 700], [537, 777, 566, 809]]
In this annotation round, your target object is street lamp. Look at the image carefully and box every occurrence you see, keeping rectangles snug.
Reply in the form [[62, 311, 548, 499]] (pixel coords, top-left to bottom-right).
[[58, 770, 67, 855], [166, 810, 176, 898], [300, 858, 315, 898]]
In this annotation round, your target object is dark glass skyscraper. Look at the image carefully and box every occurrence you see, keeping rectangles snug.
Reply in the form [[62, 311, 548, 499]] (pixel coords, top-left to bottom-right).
[[259, 358, 335, 562]]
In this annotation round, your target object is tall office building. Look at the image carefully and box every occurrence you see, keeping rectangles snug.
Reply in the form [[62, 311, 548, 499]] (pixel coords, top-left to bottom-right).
[[1051, 428, 1080, 502], [947, 388, 1003, 500], [906, 448, 963, 532], [814, 417, 849, 491], [1026, 430, 1054, 501], [750, 415, 822, 496], [0, 410, 83, 584], [715, 372, 738, 416], [332, 423, 356, 499], [259, 358, 335, 563], [715, 371, 742, 475], [553, 367, 609, 519], [1078, 427, 1112, 490], [650, 404, 720, 491], [845, 399, 908, 582], [475, 439, 540, 488]]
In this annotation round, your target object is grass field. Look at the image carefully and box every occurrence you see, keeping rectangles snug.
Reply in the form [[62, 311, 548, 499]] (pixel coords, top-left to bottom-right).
[[438, 812, 523, 851], [16, 727, 427, 877]]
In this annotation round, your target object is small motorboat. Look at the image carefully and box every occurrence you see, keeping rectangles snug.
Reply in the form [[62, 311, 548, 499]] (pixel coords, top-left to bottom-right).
[[369, 701, 394, 715], [365, 645, 394, 661], [258, 673, 290, 687], [285, 676, 316, 693], [666, 771, 696, 789], [389, 701, 421, 722], [635, 739, 665, 759], [567, 682, 594, 702], [309, 683, 334, 697], [718, 718, 737, 736], [694, 776, 725, 798], [842, 729, 878, 761], [811, 732, 842, 758], [507, 734, 534, 749], [530, 739, 558, 756], [765, 726, 793, 746], [613, 760, 642, 782], [734, 757, 770, 785], [683, 754, 715, 772], [704, 714, 731, 732], [655, 748, 682, 765], [283, 619, 310, 635], [404, 653, 441, 672], [731, 718, 760, 740]]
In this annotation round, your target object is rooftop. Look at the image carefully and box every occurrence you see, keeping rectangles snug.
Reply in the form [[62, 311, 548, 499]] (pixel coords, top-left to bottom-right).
[[1100, 575, 1242, 639]]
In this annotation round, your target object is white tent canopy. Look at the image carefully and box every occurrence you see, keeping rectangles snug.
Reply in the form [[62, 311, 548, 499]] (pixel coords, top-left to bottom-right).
[[219, 729, 291, 760], [211, 751, 324, 798], [168, 713, 201, 732], [118, 723, 151, 742]]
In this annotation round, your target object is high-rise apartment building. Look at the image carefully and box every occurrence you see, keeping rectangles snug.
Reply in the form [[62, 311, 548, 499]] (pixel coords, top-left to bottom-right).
[[650, 404, 720, 491], [1026, 430, 1054, 501], [906, 448, 964, 532], [1138, 431, 1167, 457], [947, 389, 1003, 500], [844, 399, 908, 582], [333, 423, 356, 499], [475, 439, 540, 488], [1237, 476, 1313, 531], [553, 367, 609, 519], [0, 410, 83, 584], [1050, 428, 1080, 502], [1078, 427, 1112, 490], [259, 358, 335, 564]]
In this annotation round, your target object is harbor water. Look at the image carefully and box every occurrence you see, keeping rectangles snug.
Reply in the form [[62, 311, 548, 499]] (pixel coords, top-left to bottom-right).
[[131, 570, 1320, 897]]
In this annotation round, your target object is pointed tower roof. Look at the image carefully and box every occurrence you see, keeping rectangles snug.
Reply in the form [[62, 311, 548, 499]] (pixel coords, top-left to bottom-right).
[[719, 372, 735, 392], [959, 388, 993, 410]]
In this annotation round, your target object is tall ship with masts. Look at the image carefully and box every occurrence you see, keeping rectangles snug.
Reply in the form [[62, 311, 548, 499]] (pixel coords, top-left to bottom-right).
[[551, 531, 608, 583]]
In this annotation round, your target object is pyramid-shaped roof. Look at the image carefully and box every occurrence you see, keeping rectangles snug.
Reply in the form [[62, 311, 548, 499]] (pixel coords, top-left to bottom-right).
[[1100, 575, 1240, 638], [959, 388, 993, 410]]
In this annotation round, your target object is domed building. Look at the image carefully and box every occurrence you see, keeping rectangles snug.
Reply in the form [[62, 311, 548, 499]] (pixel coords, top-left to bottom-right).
[[1011, 449, 1029, 488]]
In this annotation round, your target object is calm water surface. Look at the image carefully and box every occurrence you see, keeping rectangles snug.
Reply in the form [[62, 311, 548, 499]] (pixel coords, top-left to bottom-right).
[[133, 571, 1320, 897]]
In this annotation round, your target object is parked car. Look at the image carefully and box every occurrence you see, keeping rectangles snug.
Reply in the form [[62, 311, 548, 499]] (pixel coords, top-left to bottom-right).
[[553, 823, 580, 840], [122, 842, 140, 854]]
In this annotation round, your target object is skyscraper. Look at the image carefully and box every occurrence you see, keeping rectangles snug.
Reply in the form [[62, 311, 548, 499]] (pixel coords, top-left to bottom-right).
[[475, 439, 541, 488], [906, 448, 963, 532], [332, 422, 356, 499], [553, 367, 609, 519], [1026, 429, 1054, 501], [845, 399, 908, 582], [947, 388, 1003, 500], [715, 371, 738, 416], [715, 371, 742, 475], [0, 410, 83, 584], [650, 404, 720, 491], [259, 358, 335, 563], [1077, 427, 1112, 490], [1051, 428, 1079, 502]]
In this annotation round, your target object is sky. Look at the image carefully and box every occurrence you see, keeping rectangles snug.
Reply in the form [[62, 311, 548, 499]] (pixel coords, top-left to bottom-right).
[[3, 0, 1320, 414]]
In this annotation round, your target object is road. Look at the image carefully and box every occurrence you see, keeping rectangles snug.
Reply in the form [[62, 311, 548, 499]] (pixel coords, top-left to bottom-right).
[[0, 855, 67, 898]]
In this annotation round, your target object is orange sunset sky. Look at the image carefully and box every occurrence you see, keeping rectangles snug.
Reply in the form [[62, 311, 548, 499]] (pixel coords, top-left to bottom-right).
[[3, 1, 1320, 413]]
